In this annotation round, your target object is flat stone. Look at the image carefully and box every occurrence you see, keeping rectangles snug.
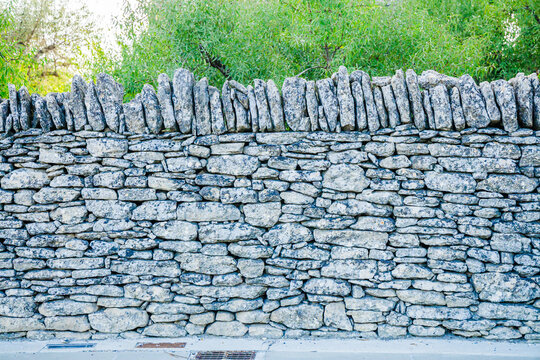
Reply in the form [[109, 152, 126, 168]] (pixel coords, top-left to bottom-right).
[[172, 68, 194, 133], [282, 77, 309, 131], [303, 278, 351, 296], [0, 317, 44, 333], [0, 297, 35, 317], [207, 155, 259, 175], [492, 79, 519, 132], [1, 169, 48, 189], [178, 202, 240, 222], [323, 164, 369, 192], [89, 308, 148, 333], [477, 302, 540, 321], [176, 253, 236, 275], [244, 202, 282, 228], [262, 223, 312, 246], [111, 260, 180, 277], [86, 200, 135, 219], [199, 223, 263, 243], [270, 304, 323, 330], [321, 260, 377, 279], [87, 138, 128, 158], [472, 272, 540, 302], [478, 175, 538, 193], [206, 321, 248, 337], [131, 200, 177, 221], [324, 302, 352, 331], [151, 220, 197, 240], [39, 300, 97, 317], [425, 172, 476, 193], [314, 229, 387, 249]]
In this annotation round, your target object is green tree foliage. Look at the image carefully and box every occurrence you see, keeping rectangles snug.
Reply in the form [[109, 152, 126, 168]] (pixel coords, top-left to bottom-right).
[[92, 0, 539, 100], [0, 0, 94, 98]]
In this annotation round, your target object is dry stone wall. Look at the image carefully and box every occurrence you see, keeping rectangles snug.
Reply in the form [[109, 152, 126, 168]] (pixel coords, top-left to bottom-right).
[[0, 67, 539, 341]]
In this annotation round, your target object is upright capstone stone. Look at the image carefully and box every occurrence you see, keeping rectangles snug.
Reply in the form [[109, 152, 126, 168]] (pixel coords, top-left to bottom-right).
[[266, 79, 285, 131], [336, 66, 355, 131], [142, 84, 163, 134], [391, 69, 411, 123], [208, 86, 226, 134], [85, 81, 106, 131], [492, 79, 519, 132], [172, 68, 195, 134], [512, 74, 534, 128], [124, 94, 146, 133], [316, 78, 339, 132], [450, 87, 466, 131], [95, 73, 124, 132], [282, 77, 309, 131], [17, 86, 31, 130], [254, 79, 271, 132], [405, 69, 426, 130], [193, 78, 212, 136], [70, 74, 88, 131], [157, 73, 177, 130], [458, 74, 490, 128], [479, 81, 501, 125], [430, 84, 453, 131]]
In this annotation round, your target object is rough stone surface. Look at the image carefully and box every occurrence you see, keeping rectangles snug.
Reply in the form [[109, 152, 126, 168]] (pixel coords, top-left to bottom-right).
[[459, 74, 490, 128], [0, 68, 540, 341]]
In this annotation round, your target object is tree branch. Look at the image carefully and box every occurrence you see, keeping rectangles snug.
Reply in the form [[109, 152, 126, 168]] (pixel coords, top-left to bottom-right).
[[198, 44, 231, 79]]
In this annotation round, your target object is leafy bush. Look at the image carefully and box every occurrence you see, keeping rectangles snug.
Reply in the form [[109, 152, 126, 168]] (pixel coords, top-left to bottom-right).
[[90, 0, 539, 100]]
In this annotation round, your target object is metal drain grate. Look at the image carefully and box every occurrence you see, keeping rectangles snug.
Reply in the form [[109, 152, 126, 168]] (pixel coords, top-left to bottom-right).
[[46, 343, 95, 349], [193, 351, 256, 360], [136, 342, 186, 349]]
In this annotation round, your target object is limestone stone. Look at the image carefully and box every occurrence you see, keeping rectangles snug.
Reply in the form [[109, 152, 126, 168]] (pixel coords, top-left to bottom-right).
[[199, 223, 264, 243], [492, 79, 519, 132], [262, 223, 312, 246], [405, 69, 426, 130], [194, 78, 212, 135], [89, 308, 148, 333], [131, 200, 177, 221], [206, 321, 248, 337], [303, 278, 351, 296], [124, 94, 146, 133], [1, 169, 48, 189], [0, 317, 44, 333], [424, 172, 476, 193], [321, 260, 377, 279], [95, 73, 123, 132], [323, 164, 369, 193], [177, 202, 240, 222], [266, 79, 285, 131], [156, 73, 176, 130], [244, 202, 282, 228], [316, 78, 339, 131], [176, 254, 236, 275], [0, 297, 35, 317], [430, 84, 453, 130], [172, 68, 194, 133], [478, 175, 538, 193], [336, 66, 355, 130], [282, 77, 309, 131], [207, 155, 259, 175], [87, 138, 128, 158], [458, 74, 490, 128], [151, 220, 197, 240], [324, 302, 352, 331], [270, 304, 323, 330], [472, 273, 539, 302], [39, 300, 97, 317]]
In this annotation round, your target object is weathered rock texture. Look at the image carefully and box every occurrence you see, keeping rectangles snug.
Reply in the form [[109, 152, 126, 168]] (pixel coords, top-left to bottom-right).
[[2, 69, 539, 136], [0, 67, 539, 342]]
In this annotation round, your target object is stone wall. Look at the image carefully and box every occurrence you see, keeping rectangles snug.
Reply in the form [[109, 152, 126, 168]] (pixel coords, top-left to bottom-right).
[[0, 124, 539, 340], [1, 68, 540, 137]]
